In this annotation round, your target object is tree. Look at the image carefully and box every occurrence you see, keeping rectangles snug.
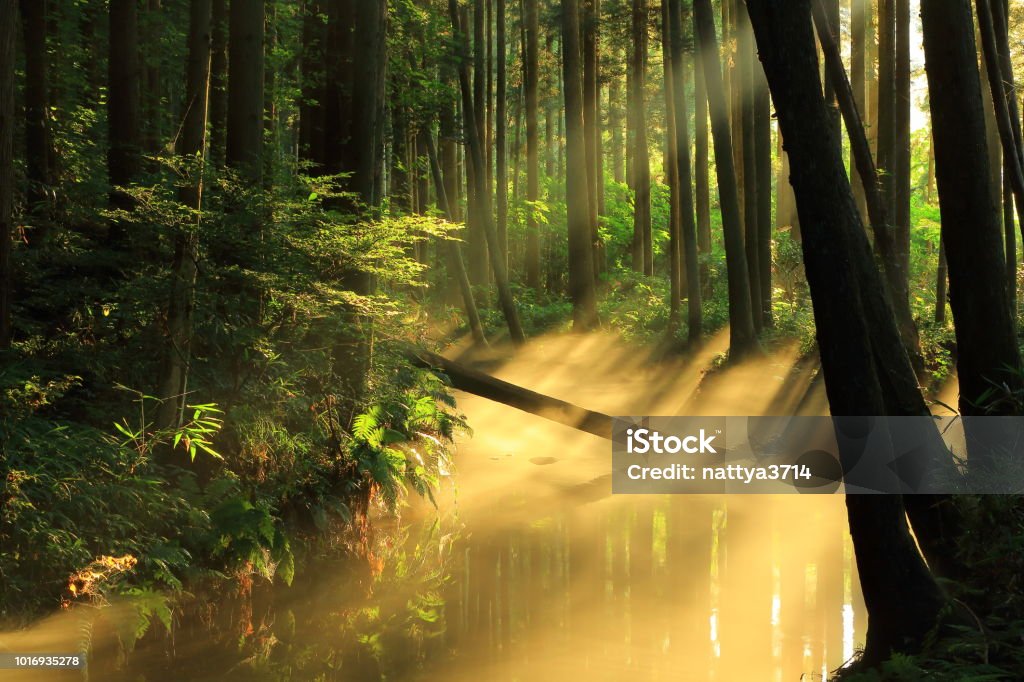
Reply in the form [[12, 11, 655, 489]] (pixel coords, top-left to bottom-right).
[[668, 0, 701, 342], [630, 0, 652, 274], [694, 25, 711, 289], [524, 0, 541, 290], [745, 0, 945, 664], [496, 0, 509, 267], [209, 0, 229, 167], [693, 0, 757, 358], [108, 0, 142, 244], [736, 0, 761, 333], [19, 0, 52, 245], [0, 0, 14, 348], [921, 0, 1022, 424], [157, 0, 212, 431], [227, 0, 265, 183], [583, 0, 603, 276], [563, 0, 599, 330]]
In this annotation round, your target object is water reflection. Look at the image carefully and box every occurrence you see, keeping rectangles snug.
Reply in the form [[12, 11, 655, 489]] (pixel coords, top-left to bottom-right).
[[4, 333, 865, 680]]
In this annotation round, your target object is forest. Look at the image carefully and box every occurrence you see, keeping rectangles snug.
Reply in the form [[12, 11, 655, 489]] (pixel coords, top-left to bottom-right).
[[2, 0, 1024, 679]]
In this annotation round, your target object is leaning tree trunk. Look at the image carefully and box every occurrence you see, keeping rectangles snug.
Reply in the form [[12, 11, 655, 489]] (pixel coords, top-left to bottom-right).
[[746, 1, 945, 666], [922, 0, 1022, 450], [158, 0, 212, 432], [693, 0, 757, 358], [562, 0, 599, 330]]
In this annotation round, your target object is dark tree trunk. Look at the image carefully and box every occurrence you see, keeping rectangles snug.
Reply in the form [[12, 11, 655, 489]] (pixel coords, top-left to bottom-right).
[[496, 0, 508, 266], [662, 0, 681, 325], [563, 0, 599, 330], [631, 0, 652, 275], [850, 0, 868, 222], [922, 0, 1022, 420], [467, 0, 487, 285], [0, 0, 14, 347], [525, 0, 541, 290], [745, 1, 945, 665], [813, 1, 923, 369], [227, 0, 265, 183], [20, 0, 53, 245], [737, 1, 761, 333], [583, 0, 602, 277], [209, 0, 228, 168], [142, 0, 163, 160], [108, 0, 141, 243], [158, 0, 212, 432], [669, 0, 701, 342], [754, 51, 772, 328], [693, 0, 757, 358]]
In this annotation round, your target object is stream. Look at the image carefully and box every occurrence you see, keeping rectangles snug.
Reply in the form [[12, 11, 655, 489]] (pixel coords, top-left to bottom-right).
[[3, 333, 867, 681]]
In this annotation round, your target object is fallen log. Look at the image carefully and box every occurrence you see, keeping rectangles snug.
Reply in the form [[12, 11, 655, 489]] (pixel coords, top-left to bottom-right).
[[410, 349, 613, 440]]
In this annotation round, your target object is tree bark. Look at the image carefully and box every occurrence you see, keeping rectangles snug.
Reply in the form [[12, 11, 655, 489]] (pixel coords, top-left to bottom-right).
[[923, 0, 1022, 421], [630, 0, 652, 275], [669, 0, 701, 342], [209, 0, 228, 168], [19, 0, 52, 245], [108, 0, 141, 244], [496, 0, 508, 267], [227, 0, 265, 183], [694, 27, 711, 289], [563, 0, 599, 330], [583, 0, 602, 277], [694, 0, 757, 358], [525, 0, 541, 290], [737, 1, 761, 333], [0, 0, 14, 347]]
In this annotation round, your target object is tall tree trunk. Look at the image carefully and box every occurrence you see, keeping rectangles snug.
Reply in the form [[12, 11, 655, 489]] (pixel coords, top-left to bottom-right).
[[158, 0, 212, 431], [669, 0, 701, 342], [209, 0, 229, 168], [746, 2, 945, 665], [630, 0, 652, 275], [694, 28, 711, 289], [737, 1, 761, 333], [449, 0, 526, 344], [496, 0, 508, 267], [924, 0, 1023, 425], [525, 0, 541, 290], [227, 0, 265, 182], [754, 45, 772, 327], [563, 0, 599, 330], [850, 0, 868, 222], [0, 0, 14, 348], [893, 0, 911, 306], [142, 0, 164, 160], [609, 74, 625, 184], [694, 0, 757, 358], [108, 0, 141, 244], [467, 0, 488, 284], [662, 0, 682, 324], [583, 0, 602, 277], [20, 0, 52, 245]]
